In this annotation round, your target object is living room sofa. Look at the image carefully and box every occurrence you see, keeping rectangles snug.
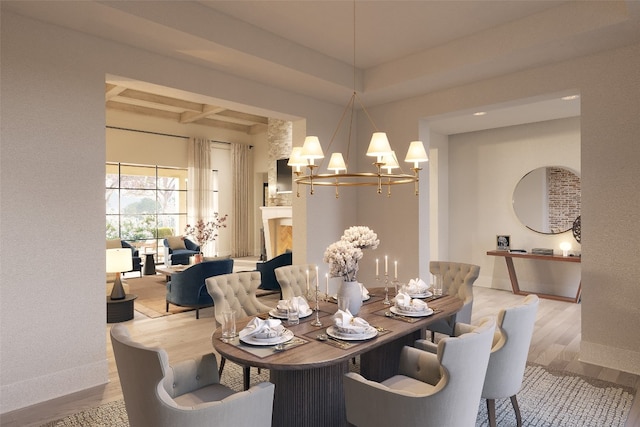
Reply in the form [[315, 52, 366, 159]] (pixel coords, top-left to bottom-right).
[[166, 259, 234, 319], [163, 236, 200, 265], [256, 251, 292, 297]]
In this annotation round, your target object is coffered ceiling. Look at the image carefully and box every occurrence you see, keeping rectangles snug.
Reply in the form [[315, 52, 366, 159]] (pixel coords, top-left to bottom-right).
[[105, 83, 269, 134], [6, 1, 640, 134]]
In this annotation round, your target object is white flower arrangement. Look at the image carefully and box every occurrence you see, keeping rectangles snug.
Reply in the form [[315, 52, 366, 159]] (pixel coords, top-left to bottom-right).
[[324, 226, 378, 281], [323, 240, 363, 281], [341, 226, 380, 250]]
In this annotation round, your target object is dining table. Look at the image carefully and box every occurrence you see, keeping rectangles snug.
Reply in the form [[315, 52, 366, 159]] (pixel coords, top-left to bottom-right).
[[212, 287, 462, 427]]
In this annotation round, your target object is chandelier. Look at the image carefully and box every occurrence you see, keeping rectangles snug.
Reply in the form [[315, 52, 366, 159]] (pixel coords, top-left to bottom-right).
[[288, 2, 428, 198]]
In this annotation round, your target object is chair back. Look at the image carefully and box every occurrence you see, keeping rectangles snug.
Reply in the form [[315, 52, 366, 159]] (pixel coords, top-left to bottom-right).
[[110, 324, 173, 426], [274, 264, 317, 300], [206, 271, 273, 325], [482, 294, 539, 399], [256, 252, 293, 291], [429, 261, 480, 323], [167, 259, 233, 305]]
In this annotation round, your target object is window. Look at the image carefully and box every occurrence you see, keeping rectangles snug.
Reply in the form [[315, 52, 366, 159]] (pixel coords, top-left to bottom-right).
[[106, 163, 188, 263]]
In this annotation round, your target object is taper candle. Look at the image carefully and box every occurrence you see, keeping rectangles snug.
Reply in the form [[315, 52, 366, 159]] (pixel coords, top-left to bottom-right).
[[394, 260, 398, 279], [325, 273, 329, 295], [385, 255, 388, 274], [315, 266, 319, 290], [376, 258, 379, 276]]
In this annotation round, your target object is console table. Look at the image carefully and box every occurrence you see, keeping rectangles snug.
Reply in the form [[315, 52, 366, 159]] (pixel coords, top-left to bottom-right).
[[487, 250, 581, 303]]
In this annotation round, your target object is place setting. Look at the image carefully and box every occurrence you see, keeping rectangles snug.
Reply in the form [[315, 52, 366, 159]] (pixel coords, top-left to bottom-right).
[[225, 317, 309, 357], [312, 302, 390, 349], [268, 296, 313, 321]]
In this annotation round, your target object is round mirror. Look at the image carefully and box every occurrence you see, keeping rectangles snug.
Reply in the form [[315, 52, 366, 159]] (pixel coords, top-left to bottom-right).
[[512, 166, 581, 234]]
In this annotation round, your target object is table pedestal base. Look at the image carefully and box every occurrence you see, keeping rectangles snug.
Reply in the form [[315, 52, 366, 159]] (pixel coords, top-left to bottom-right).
[[271, 362, 349, 427], [361, 331, 422, 382]]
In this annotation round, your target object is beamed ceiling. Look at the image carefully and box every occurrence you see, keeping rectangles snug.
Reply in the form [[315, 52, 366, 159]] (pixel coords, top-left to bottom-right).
[[105, 83, 269, 135]]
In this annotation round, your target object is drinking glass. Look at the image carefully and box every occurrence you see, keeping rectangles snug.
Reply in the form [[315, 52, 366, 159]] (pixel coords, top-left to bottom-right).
[[287, 300, 299, 325], [433, 274, 443, 296], [222, 310, 237, 338]]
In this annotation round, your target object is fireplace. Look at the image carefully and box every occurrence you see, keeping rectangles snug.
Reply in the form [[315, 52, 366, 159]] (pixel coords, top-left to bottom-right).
[[260, 206, 292, 259]]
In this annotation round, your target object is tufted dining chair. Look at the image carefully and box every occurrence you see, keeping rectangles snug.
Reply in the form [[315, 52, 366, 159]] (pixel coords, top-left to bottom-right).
[[274, 263, 317, 300], [205, 271, 273, 390], [343, 318, 496, 427], [427, 261, 480, 341], [480, 294, 539, 427], [110, 324, 275, 427]]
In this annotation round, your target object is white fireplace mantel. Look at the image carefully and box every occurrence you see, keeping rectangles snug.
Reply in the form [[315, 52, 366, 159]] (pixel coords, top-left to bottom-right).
[[260, 206, 292, 259]]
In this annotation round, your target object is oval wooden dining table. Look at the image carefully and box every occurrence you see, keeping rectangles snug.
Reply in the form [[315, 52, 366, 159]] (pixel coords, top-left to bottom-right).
[[212, 288, 462, 427]]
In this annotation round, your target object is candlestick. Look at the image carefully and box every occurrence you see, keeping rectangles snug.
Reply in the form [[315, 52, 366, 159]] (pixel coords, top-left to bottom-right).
[[394, 260, 398, 280], [385, 255, 388, 274], [325, 273, 329, 298]]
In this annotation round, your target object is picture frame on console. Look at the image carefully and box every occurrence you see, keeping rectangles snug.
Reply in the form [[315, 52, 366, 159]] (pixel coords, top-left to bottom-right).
[[496, 235, 511, 251]]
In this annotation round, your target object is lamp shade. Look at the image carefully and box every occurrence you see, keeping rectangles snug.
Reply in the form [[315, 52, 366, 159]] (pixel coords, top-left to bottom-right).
[[301, 136, 324, 160], [366, 132, 392, 158], [382, 151, 399, 172], [106, 248, 133, 273], [404, 141, 428, 166], [327, 152, 347, 173], [287, 147, 306, 167]]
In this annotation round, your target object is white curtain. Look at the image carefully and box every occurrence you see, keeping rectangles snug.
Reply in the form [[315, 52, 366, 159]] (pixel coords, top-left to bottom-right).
[[232, 143, 252, 257], [187, 138, 213, 248]]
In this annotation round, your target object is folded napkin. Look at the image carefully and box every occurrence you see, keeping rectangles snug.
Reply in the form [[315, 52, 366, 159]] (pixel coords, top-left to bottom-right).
[[395, 292, 429, 313], [405, 278, 429, 295], [292, 296, 310, 314], [239, 318, 285, 340], [360, 283, 370, 299], [333, 309, 370, 335]]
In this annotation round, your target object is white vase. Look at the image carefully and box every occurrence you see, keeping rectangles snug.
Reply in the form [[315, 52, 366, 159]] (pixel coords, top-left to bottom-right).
[[337, 280, 362, 315]]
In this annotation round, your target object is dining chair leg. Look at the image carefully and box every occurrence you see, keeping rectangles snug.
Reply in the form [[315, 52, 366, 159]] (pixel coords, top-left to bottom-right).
[[218, 357, 226, 377], [486, 398, 497, 427], [510, 395, 523, 427], [196, 308, 200, 319]]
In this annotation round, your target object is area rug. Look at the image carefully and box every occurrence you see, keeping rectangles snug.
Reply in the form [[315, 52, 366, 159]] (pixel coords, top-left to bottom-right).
[[42, 363, 635, 426], [125, 275, 195, 318]]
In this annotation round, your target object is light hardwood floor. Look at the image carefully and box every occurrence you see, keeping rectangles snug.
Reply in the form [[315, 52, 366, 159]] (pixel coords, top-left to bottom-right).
[[2, 286, 638, 426]]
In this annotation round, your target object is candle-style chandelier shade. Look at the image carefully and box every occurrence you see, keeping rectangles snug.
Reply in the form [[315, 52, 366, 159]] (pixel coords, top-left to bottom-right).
[[288, 2, 428, 198]]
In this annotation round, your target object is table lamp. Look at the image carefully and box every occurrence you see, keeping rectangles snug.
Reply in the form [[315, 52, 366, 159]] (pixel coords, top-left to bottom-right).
[[107, 248, 132, 300]]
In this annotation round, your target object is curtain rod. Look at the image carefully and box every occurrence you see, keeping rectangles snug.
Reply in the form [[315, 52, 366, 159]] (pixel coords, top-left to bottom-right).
[[106, 126, 253, 147]]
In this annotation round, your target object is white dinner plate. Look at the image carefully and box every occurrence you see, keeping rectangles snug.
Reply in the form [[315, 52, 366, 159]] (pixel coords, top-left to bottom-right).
[[240, 329, 294, 346], [268, 308, 313, 320], [408, 290, 433, 299], [390, 306, 434, 318], [326, 325, 378, 341]]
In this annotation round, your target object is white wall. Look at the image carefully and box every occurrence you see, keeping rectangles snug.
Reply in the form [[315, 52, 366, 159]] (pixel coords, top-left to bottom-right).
[[448, 118, 581, 298], [0, 10, 347, 413], [356, 43, 640, 375]]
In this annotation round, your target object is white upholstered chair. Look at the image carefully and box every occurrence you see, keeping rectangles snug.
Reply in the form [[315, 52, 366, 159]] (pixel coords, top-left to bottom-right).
[[343, 317, 496, 427], [110, 324, 275, 427], [481, 294, 539, 427], [274, 263, 317, 300], [205, 271, 273, 390], [427, 261, 480, 340]]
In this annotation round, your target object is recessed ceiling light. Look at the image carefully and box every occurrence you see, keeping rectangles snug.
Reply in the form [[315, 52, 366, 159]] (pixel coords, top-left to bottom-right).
[[561, 95, 580, 101], [473, 111, 487, 116]]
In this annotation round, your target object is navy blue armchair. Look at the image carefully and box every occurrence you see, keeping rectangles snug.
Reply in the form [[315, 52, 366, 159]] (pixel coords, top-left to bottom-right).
[[163, 237, 200, 265], [256, 252, 292, 297], [166, 259, 234, 319]]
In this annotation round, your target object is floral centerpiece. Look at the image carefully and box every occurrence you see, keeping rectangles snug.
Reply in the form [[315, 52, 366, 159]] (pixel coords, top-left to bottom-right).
[[323, 226, 379, 281], [323, 226, 379, 314], [184, 213, 228, 251]]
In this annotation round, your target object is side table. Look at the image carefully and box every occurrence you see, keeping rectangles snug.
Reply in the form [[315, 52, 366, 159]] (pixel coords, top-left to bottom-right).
[[142, 252, 156, 275], [107, 294, 138, 323]]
